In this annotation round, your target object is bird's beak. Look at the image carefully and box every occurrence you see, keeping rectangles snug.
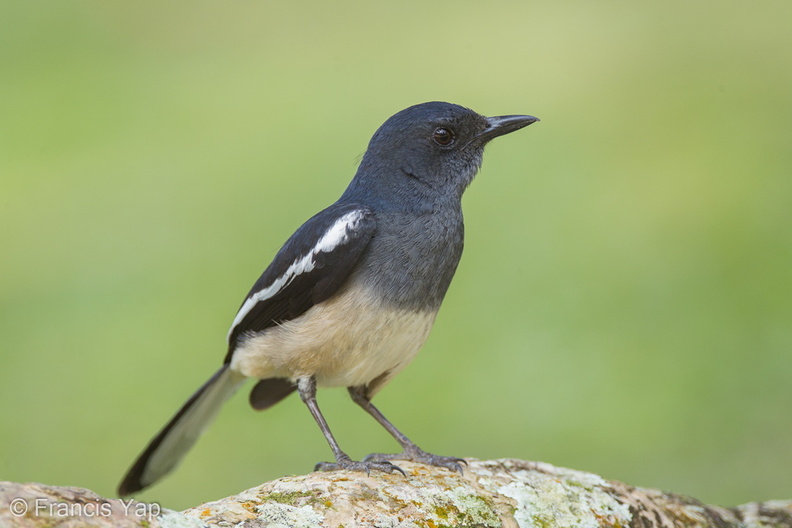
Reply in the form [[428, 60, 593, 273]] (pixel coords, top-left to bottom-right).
[[478, 114, 540, 142]]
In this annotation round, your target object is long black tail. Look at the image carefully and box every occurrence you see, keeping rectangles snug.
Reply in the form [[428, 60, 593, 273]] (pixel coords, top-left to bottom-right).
[[118, 365, 245, 496]]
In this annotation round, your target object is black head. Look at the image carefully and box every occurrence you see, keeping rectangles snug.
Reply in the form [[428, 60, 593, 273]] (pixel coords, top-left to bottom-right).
[[344, 101, 538, 207]]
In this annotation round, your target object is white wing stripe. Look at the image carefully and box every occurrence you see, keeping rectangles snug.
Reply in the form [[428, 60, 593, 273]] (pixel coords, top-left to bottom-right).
[[227, 210, 365, 342]]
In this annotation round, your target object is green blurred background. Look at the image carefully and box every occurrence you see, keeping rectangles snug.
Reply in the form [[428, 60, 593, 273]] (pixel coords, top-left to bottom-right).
[[2, 0, 791, 512]]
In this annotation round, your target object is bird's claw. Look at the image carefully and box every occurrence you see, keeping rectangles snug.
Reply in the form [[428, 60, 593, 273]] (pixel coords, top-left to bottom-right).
[[314, 457, 406, 476], [363, 449, 466, 474]]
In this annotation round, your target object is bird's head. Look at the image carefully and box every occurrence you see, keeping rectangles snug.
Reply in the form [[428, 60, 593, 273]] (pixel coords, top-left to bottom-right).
[[346, 101, 538, 207]]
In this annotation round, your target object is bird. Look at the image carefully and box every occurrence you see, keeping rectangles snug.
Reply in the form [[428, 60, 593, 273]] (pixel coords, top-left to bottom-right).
[[118, 101, 539, 496]]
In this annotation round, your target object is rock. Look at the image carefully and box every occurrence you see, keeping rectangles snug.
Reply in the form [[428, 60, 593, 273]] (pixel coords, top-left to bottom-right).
[[2, 459, 791, 527]]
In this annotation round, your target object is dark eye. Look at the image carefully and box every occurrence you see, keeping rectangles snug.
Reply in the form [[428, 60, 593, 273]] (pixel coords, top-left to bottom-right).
[[432, 127, 455, 146]]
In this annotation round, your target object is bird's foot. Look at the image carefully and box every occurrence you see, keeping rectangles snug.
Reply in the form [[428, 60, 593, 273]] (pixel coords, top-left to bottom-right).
[[363, 446, 466, 473], [314, 455, 406, 476]]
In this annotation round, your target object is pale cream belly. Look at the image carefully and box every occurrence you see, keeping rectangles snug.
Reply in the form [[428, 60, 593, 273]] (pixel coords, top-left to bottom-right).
[[229, 286, 437, 391]]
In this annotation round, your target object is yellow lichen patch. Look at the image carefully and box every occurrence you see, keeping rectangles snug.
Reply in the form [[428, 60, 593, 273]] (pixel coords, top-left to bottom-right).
[[411, 466, 432, 477], [434, 505, 450, 519]]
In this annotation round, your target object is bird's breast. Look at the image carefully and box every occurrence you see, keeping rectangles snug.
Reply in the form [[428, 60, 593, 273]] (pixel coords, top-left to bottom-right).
[[358, 207, 464, 310]]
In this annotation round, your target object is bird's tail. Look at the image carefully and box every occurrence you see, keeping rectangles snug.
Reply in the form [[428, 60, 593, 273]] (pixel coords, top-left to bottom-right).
[[118, 365, 246, 496]]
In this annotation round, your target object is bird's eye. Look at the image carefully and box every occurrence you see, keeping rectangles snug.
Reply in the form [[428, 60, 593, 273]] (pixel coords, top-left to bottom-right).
[[432, 127, 455, 146]]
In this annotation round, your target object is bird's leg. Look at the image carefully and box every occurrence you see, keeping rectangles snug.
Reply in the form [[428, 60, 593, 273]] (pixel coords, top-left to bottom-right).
[[348, 385, 466, 473], [297, 377, 404, 475]]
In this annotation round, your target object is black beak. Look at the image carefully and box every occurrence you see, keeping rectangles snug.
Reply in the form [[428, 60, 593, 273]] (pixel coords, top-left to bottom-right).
[[478, 114, 540, 142]]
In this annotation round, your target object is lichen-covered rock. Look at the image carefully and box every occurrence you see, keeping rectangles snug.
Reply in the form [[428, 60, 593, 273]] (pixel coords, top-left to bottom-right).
[[179, 459, 792, 528], [2, 459, 791, 527]]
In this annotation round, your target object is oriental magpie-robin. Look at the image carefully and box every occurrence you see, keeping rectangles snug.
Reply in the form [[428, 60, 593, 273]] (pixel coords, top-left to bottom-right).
[[118, 101, 538, 495]]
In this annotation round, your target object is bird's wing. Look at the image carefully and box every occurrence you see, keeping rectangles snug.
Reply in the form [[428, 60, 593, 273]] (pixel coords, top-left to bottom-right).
[[224, 203, 376, 362]]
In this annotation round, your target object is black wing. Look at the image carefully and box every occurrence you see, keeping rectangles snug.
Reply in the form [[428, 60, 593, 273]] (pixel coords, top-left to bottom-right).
[[224, 202, 376, 363]]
